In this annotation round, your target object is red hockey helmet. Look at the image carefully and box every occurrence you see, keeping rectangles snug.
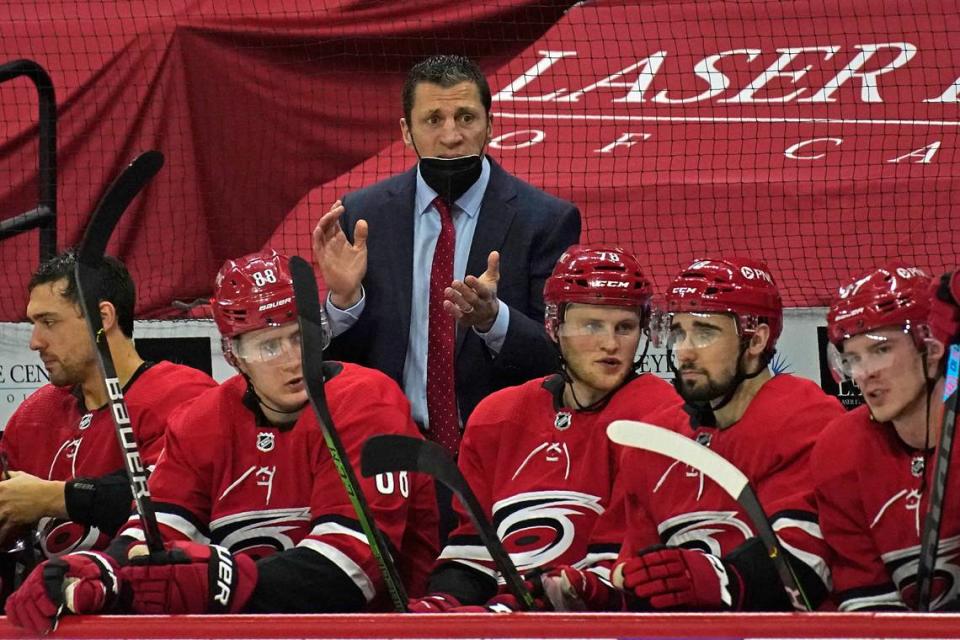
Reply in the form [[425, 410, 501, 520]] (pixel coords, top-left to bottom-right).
[[664, 257, 783, 351], [543, 245, 652, 338], [826, 262, 932, 347], [212, 249, 297, 339]]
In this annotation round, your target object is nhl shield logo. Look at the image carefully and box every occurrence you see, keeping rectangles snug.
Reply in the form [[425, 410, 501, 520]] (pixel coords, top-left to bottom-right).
[[257, 432, 276, 453], [78, 413, 93, 431], [695, 431, 712, 447], [911, 455, 925, 477], [554, 411, 572, 431]]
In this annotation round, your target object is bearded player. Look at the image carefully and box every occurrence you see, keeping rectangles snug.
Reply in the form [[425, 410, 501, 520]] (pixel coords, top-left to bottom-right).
[[408, 245, 684, 611], [0, 251, 215, 585], [814, 263, 960, 611], [6, 250, 438, 632], [608, 258, 841, 611]]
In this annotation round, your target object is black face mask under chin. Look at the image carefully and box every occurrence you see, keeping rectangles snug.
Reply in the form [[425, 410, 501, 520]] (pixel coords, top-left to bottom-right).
[[419, 155, 482, 206]]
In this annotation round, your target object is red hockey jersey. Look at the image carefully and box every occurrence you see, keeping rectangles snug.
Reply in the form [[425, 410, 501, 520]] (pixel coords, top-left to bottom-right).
[[440, 373, 683, 583], [0, 361, 216, 557], [812, 405, 960, 611], [619, 374, 843, 604], [119, 362, 438, 607]]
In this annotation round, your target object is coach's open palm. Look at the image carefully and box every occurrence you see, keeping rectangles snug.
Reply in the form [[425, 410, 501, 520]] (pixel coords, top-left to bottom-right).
[[312, 199, 367, 309], [445, 250, 500, 331]]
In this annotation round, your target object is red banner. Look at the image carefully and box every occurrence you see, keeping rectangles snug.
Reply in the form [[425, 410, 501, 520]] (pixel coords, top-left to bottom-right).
[[281, 0, 960, 307], [1, 1, 958, 318]]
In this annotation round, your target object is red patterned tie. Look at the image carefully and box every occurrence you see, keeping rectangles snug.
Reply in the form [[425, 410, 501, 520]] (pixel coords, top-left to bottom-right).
[[426, 197, 460, 455]]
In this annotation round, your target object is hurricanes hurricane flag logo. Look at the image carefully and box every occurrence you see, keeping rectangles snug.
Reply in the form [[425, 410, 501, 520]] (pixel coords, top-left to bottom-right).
[[885, 534, 960, 610], [492, 491, 604, 571]]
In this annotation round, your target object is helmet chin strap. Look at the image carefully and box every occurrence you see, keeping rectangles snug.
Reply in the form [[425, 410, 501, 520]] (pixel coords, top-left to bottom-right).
[[668, 341, 772, 418], [241, 371, 307, 422], [556, 338, 648, 413], [259, 395, 307, 416], [709, 342, 770, 412], [919, 348, 936, 492]]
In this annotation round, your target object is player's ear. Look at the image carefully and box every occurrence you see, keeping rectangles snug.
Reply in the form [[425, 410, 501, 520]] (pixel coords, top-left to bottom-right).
[[748, 324, 771, 357], [400, 118, 413, 148], [923, 336, 946, 378], [98, 300, 118, 332]]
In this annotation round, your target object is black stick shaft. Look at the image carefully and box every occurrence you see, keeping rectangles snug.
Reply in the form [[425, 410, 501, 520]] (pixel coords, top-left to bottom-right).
[[737, 488, 811, 610], [360, 435, 534, 610], [76, 265, 165, 552], [917, 343, 960, 611], [289, 256, 408, 612], [73, 151, 166, 553]]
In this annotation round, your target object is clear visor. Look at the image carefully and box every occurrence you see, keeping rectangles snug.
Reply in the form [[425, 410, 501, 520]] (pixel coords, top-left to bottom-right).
[[662, 313, 739, 351], [826, 329, 907, 383], [556, 315, 642, 341], [234, 328, 303, 364]]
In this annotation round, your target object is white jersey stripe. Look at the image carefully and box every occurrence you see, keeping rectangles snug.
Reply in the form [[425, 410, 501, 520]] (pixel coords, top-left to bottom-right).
[[838, 590, 907, 612], [439, 543, 492, 563], [119, 512, 210, 544], [298, 538, 375, 602], [772, 517, 831, 588], [308, 521, 370, 544]]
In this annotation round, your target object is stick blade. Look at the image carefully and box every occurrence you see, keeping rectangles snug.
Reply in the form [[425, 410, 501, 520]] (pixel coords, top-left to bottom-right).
[[77, 151, 164, 264], [362, 433, 534, 610], [606, 420, 749, 498], [361, 435, 461, 493]]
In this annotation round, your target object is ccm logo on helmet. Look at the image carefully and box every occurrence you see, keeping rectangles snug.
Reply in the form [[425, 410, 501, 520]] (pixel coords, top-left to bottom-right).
[[258, 297, 292, 312], [590, 279, 629, 288], [739, 266, 773, 284], [671, 286, 698, 296]]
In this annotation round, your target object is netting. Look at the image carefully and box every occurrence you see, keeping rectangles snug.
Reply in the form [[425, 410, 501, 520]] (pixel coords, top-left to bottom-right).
[[1, 0, 957, 322]]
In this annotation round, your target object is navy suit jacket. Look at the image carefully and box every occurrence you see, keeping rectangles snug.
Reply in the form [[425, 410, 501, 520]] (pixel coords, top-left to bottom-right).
[[327, 158, 581, 424]]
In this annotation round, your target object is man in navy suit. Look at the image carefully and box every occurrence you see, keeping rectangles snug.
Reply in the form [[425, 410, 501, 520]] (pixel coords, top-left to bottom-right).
[[313, 55, 580, 456]]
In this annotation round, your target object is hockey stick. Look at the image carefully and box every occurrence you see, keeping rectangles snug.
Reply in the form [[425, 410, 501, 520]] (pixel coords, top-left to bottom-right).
[[606, 420, 813, 611], [917, 343, 960, 611], [360, 434, 535, 610], [287, 255, 408, 613], [74, 150, 166, 554]]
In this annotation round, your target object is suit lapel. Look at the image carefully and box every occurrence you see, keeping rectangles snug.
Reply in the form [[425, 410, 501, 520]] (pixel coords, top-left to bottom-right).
[[388, 169, 417, 349], [458, 159, 518, 355]]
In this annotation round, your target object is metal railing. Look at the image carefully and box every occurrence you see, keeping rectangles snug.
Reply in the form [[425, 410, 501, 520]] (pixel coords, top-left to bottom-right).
[[0, 58, 57, 262]]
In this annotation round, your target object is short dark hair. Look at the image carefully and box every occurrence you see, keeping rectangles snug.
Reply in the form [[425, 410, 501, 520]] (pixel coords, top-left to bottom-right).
[[29, 250, 136, 337], [402, 55, 492, 124]]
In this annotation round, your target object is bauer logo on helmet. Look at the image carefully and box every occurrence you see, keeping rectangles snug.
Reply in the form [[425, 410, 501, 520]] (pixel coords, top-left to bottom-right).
[[258, 297, 293, 313]]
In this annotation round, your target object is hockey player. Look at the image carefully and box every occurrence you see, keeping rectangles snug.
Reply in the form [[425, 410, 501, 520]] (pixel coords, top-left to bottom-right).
[[0, 251, 216, 567], [608, 257, 841, 611], [6, 250, 438, 632], [408, 245, 684, 612], [813, 263, 960, 611]]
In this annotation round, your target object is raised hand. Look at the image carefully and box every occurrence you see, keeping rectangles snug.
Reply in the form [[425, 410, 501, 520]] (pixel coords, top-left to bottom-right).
[[312, 199, 368, 309], [444, 250, 500, 332]]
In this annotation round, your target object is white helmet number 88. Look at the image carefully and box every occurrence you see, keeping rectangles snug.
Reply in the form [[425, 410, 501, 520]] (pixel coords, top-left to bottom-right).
[[252, 269, 277, 287]]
